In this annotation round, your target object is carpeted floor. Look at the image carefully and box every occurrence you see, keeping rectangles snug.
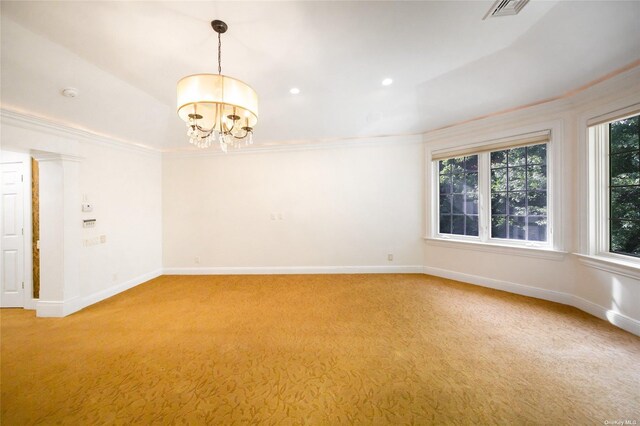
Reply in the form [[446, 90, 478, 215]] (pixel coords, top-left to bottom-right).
[[1, 274, 639, 424]]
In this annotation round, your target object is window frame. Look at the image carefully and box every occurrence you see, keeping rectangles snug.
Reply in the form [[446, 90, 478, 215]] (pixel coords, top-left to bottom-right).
[[426, 122, 563, 254], [588, 112, 640, 262]]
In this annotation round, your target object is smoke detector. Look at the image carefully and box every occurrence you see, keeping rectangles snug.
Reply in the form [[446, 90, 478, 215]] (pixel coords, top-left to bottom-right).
[[61, 87, 78, 98], [483, 0, 530, 19]]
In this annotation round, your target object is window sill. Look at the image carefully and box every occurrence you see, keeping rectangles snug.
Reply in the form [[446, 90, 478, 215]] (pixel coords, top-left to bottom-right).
[[574, 254, 640, 280], [423, 237, 567, 261]]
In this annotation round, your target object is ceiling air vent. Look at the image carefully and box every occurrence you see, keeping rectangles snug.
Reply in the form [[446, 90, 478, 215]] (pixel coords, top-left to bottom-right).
[[483, 0, 530, 19]]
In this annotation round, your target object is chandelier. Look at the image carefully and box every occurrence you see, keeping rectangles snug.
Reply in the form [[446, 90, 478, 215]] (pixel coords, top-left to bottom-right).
[[177, 20, 258, 152]]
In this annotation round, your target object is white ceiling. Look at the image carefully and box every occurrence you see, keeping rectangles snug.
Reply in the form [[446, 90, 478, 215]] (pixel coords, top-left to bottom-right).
[[1, 1, 639, 150]]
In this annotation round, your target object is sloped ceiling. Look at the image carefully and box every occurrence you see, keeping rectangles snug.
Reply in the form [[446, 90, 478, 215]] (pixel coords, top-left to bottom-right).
[[1, 1, 639, 150]]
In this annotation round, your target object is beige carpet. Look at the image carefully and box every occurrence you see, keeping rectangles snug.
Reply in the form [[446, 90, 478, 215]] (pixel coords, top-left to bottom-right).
[[1, 274, 639, 424]]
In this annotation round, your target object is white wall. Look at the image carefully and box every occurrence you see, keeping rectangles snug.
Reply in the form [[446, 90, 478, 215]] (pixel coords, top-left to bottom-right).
[[77, 141, 162, 300], [0, 111, 163, 315], [163, 138, 424, 272], [422, 68, 640, 335]]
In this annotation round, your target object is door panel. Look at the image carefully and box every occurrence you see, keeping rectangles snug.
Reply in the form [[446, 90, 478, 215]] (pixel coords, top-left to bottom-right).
[[1, 162, 24, 307]]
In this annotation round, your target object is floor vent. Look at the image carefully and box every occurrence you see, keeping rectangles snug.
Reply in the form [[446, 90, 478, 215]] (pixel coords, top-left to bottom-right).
[[483, 0, 530, 19]]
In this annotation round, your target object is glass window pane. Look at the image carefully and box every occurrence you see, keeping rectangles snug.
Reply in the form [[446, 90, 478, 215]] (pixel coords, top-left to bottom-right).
[[491, 169, 507, 192], [465, 155, 478, 171], [527, 191, 547, 216], [452, 215, 465, 235], [465, 172, 478, 193], [439, 174, 452, 194], [508, 167, 526, 191], [452, 194, 465, 214], [439, 194, 452, 214], [611, 187, 640, 221], [508, 192, 526, 216], [452, 173, 465, 193], [438, 154, 479, 237], [610, 219, 640, 257], [491, 150, 507, 168], [610, 152, 640, 186], [491, 193, 507, 215], [508, 147, 526, 166], [527, 165, 547, 190], [610, 115, 639, 154], [439, 215, 451, 234], [466, 215, 479, 236], [527, 217, 547, 242], [491, 216, 507, 239], [450, 157, 465, 173], [508, 216, 526, 240], [527, 144, 546, 165], [490, 143, 548, 242], [439, 159, 451, 174], [465, 194, 478, 215]]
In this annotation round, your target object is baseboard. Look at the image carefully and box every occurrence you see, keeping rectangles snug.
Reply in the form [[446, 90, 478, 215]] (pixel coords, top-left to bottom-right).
[[36, 296, 83, 317], [81, 268, 163, 309], [35, 268, 163, 318], [423, 266, 640, 337], [163, 265, 425, 275]]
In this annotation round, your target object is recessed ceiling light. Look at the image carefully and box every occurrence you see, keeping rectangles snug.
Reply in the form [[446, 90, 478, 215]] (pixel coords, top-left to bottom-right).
[[289, 87, 300, 95], [381, 78, 393, 86], [61, 87, 78, 98]]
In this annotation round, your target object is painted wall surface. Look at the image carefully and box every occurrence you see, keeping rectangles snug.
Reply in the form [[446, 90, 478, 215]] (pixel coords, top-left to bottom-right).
[[422, 68, 640, 334], [77, 141, 162, 298], [0, 116, 162, 313], [163, 139, 424, 270]]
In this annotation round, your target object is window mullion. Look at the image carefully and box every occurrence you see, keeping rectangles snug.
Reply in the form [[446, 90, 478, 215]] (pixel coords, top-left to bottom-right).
[[478, 152, 491, 242]]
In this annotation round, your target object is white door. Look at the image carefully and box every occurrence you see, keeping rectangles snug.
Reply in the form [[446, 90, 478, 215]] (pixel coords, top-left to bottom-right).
[[1, 162, 25, 307]]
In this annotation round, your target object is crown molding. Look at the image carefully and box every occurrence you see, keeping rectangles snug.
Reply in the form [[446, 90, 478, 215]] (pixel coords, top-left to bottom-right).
[[0, 107, 161, 155], [162, 133, 424, 158]]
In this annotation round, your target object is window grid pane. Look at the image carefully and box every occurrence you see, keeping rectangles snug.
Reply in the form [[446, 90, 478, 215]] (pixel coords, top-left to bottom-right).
[[609, 115, 640, 257], [438, 155, 479, 237], [490, 144, 548, 241]]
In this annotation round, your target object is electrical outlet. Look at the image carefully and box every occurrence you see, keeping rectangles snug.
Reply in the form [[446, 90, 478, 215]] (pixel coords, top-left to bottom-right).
[[112, 273, 118, 282], [195, 256, 200, 264], [388, 254, 394, 261]]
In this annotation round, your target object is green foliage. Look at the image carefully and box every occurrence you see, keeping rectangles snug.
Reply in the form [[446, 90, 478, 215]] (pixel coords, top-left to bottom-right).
[[490, 143, 547, 241], [609, 115, 640, 257]]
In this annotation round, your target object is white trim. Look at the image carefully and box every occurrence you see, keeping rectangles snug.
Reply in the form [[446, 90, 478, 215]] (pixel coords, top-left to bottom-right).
[[423, 266, 640, 336], [574, 254, 640, 281], [81, 268, 163, 308], [0, 108, 159, 155], [35, 268, 162, 317], [163, 265, 425, 275], [163, 133, 424, 158], [424, 237, 567, 261], [36, 297, 83, 317]]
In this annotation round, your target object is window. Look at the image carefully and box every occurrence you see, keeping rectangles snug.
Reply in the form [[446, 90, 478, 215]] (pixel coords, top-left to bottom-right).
[[608, 114, 639, 257], [432, 130, 553, 248], [586, 109, 640, 264], [438, 155, 478, 236], [490, 144, 547, 241]]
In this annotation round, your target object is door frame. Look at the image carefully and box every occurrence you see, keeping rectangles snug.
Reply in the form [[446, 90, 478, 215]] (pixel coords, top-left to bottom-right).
[[1, 150, 35, 309]]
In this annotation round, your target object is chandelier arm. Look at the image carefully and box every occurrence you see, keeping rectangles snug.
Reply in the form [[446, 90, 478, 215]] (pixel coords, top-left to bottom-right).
[[232, 130, 249, 140]]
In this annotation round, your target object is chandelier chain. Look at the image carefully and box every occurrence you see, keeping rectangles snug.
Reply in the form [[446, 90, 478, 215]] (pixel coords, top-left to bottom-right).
[[218, 32, 222, 75]]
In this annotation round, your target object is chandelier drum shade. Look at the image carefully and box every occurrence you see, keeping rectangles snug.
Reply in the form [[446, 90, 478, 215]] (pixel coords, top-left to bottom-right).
[[177, 20, 258, 152]]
